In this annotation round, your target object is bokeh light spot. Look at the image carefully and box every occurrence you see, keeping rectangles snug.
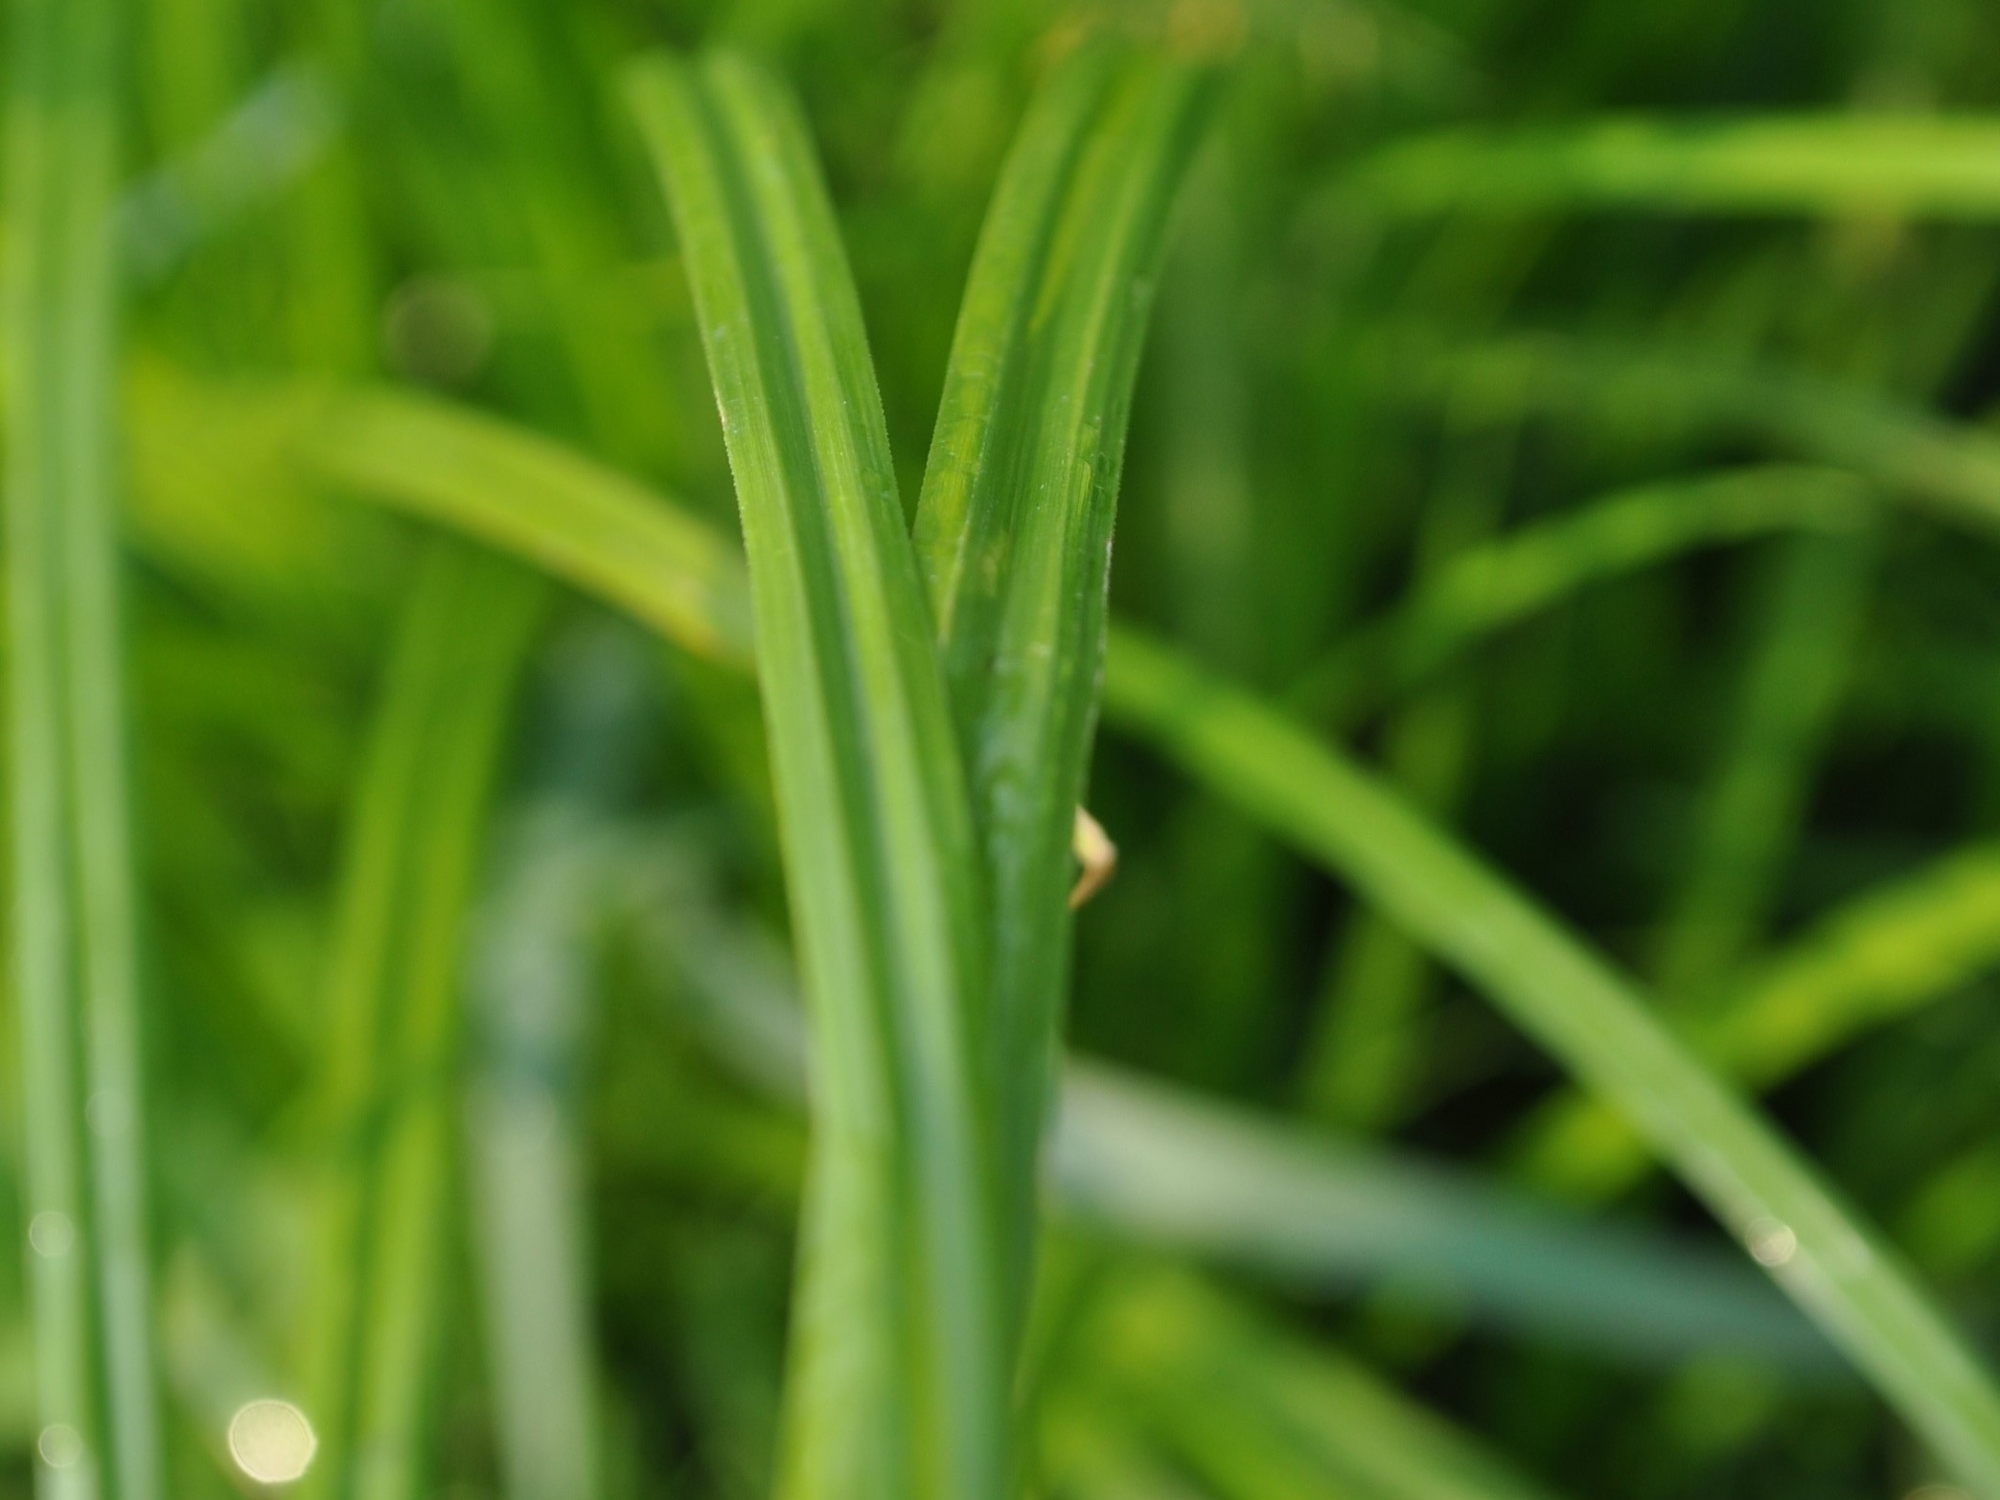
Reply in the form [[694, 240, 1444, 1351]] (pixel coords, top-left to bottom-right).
[[228, 1400, 316, 1485]]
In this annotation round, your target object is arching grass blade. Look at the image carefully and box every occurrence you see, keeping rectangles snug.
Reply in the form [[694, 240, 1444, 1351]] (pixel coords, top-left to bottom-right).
[[1342, 116, 2000, 220], [1100, 623, 2000, 1494]]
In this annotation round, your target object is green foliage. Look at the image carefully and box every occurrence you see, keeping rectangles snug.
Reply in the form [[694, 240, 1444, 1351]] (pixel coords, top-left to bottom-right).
[[1102, 625, 2000, 1489], [6, 0, 164, 1494], [17, 4, 2000, 1500]]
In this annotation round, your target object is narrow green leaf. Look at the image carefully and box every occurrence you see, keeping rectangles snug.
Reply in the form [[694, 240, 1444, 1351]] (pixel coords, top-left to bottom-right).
[[425, 0, 692, 475], [1099, 624, 2000, 1493], [1082, 1268, 1568, 1500], [1648, 530, 1875, 998], [1343, 116, 2000, 219], [913, 40, 1215, 1325], [1052, 1064, 1831, 1370], [1521, 839, 2000, 1199], [1368, 329, 2000, 537], [1288, 465, 1874, 727], [309, 387, 755, 666], [6, 0, 166, 1492], [299, 542, 543, 1500], [627, 51, 1004, 1500], [1298, 426, 1507, 1131]]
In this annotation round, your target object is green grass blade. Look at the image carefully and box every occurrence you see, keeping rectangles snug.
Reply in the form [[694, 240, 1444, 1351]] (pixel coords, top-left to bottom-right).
[[308, 388, 755, 666], [1648, 531, 1874, 998], [427, 0, 690, 475], [627, 51, 1003, 1500], [1521, 838, 2000, 1199], [300, 542, 543, 1500], [1052, 1065, 1828, 1369], [1288, 465, 1873, 727], [1083, 1268, 1568, 1500], [117, 65, 340, 286], [912, 41, 1214, 1322], [1369, 329, 2000, 537], [6, 0, 166, 1491], [1099, 624, 2000, 1493], [1071, 1068, 1833, 1371], [1298, 428, 1508, 1129], [1342, 116, 2000, 219]]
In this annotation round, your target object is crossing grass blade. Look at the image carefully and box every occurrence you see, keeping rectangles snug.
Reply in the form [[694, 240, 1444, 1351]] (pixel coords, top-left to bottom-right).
[[1367, 328, 2000, 536], [626, 51, 1005, 1500], [1298, 426, 1506, 1132], [1521, 838, 2000, 1199], [1075, 1267, 1570, 1500], [298, 542, 543, 1500], [1339, 116, 2000, 220], [1288, 465, 1874, 727], [1098, 624, 2000, 1494], [912, 40, 1215, 1327], [6, 0, 167, 1492], [1648, 530, 1875, 998], [1050, 1064, 1829, 1369], [308, 388, 754, 667]]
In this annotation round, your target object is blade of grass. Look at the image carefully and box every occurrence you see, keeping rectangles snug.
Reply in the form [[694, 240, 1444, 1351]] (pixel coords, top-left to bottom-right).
[[298, 542, 543, 1500], [428, 0, 691, 475], [1099, 623, 2000, 1493], [1148, 142, 1290, 1094], [1339, 116, 2000, 220], [6, 0, 167, 1491], [117, 65, 341, 286], [1364, 328, 2000, 537], [1299, 425, 1510, 1129], [912, 39, 1215, 1322], [1519, 838, 2000, 1199], [1052, 1062, 1830, 1370], [1081, 1267, 1569, 1500], [1287, 465, 1874, 728], [307, 387, 754, 668], [627, 51, 1004, 1500], [1648, 530, 1875, 998]]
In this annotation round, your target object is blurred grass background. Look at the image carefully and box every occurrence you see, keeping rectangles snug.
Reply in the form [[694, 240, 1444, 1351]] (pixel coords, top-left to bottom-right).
[[14, 0, 2000, 1497]]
